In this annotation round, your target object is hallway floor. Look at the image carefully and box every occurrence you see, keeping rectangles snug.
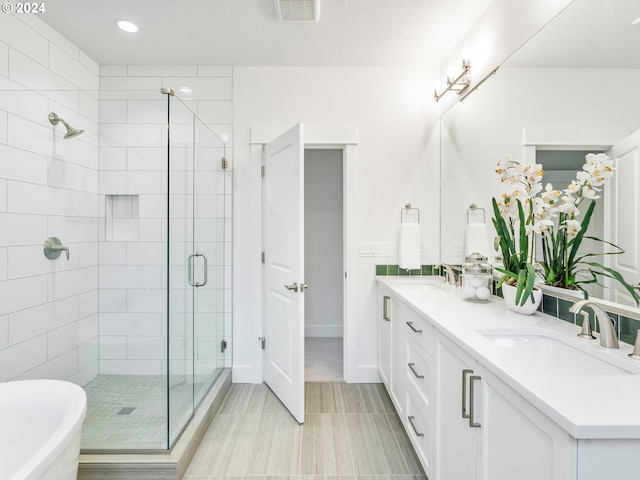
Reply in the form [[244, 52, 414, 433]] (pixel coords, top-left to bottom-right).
[[184, 382, 426, 479]]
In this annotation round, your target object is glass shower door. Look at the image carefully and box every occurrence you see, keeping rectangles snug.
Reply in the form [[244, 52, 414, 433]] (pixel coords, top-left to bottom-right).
[[166, 90, 226, 447]]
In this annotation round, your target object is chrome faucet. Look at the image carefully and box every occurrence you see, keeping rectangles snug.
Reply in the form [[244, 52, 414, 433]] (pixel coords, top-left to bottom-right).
[[436, 263, 457, 286], [569, 300, 619, 349]]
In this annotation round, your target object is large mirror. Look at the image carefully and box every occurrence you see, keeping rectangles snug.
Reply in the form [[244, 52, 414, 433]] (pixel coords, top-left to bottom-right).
[[440, 0, 640, 305]]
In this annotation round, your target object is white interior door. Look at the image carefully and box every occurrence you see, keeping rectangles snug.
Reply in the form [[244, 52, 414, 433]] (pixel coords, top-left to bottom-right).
[[605, 129, 640, 305], [263, 123, 305, 423]]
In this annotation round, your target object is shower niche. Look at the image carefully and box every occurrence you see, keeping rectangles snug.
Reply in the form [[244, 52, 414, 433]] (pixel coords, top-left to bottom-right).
[[105, 194, 139, 241]]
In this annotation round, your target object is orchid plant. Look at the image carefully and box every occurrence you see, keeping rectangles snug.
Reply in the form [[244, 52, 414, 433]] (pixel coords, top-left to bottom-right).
[[493, 153, 640, 306]]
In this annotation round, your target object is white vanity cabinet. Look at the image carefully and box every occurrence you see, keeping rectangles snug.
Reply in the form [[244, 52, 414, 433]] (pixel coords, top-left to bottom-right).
[[378, 291, 392, 387]]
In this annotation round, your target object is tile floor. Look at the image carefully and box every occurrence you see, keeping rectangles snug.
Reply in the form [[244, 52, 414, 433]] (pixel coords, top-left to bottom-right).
[[305, 337, 343, 382], [184, 382, 426, 480]]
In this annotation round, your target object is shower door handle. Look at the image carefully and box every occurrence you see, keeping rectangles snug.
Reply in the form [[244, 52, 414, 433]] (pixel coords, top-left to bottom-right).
[[188, 252, 208, 287]]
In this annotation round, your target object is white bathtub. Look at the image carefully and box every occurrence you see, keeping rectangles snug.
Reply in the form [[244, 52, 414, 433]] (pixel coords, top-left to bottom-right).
[[0, 379, 87, 480]]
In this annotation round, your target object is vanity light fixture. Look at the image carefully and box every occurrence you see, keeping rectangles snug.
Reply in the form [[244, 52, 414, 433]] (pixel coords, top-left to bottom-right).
[[115, 19, 139, 33], [434, 58, 471, 102]]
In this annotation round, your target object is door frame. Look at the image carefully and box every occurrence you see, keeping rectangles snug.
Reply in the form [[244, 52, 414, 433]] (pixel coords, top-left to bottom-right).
[[250, 125, 358, 383]]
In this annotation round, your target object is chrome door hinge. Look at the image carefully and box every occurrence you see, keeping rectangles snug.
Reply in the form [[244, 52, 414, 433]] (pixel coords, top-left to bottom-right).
[[261, 165, 265, 177], [259, 337, 266, 349], [220, 339, 228, 353], [261, 251, 265, 263], [222, 157, 228, 169]]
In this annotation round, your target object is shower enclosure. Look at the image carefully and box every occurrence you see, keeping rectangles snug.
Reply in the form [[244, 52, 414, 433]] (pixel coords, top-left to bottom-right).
[[0, 85, 230, 452]]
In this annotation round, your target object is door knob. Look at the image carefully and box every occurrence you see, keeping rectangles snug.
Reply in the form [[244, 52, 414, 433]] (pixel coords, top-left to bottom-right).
[[284, 282, 299, 292]]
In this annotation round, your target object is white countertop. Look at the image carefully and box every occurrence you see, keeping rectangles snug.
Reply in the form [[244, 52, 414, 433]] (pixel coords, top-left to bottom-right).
[[377, 275, 640, 439]]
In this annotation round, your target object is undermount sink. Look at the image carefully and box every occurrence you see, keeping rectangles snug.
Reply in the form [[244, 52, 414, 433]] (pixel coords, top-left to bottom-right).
[[395, 278, 447, 291], [479, 331, 634, 375]]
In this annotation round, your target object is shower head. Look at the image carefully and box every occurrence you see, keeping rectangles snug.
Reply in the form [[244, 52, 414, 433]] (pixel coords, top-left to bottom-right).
[[48, 112, 84, 139]]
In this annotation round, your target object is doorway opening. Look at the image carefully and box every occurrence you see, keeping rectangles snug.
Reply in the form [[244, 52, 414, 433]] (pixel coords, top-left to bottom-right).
[[304, 148, 344, 382]]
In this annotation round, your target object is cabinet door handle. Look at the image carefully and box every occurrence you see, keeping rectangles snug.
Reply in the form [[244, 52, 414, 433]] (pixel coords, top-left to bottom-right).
[[461, 369, 473, 419], [383, 296, 391, 321], [407, 416, 424, 437], [406, 321, 423, 333], [469, 375, 482, 428], [408, 362, 424, 379]]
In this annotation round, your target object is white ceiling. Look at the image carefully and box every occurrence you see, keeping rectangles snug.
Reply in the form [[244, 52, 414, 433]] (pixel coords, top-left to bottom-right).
[[38, 0, 493, 67]]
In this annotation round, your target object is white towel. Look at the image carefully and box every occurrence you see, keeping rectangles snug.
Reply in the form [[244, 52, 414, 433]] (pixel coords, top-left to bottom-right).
[[399, 223, 421, 270], [465, 222, 488, 257]]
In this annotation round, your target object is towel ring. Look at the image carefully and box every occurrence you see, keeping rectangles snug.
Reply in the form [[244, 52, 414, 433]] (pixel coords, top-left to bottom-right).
[[401, 203, 420, 224]]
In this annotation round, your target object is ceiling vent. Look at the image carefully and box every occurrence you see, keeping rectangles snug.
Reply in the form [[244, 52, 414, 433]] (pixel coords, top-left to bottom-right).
[[274, 0, 320, 22]]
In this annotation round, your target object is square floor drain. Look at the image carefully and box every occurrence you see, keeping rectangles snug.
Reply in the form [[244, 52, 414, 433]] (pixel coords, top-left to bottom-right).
[[117, 407, 136, 416]]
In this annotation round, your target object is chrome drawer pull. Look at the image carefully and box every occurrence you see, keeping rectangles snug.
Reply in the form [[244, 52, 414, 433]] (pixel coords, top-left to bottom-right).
[[383, 295, 391, 321], [469, 375, 482, 428], [408, 362, 424, 379], [406, 321, 423, 333], [462, 369, 473, 419], [408, 416, 424, 437]]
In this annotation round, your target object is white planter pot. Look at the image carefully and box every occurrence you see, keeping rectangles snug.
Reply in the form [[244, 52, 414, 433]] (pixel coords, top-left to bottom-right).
[[502, 283, 543, 315]]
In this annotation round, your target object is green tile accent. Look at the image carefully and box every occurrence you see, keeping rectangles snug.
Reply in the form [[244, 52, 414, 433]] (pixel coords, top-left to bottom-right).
[[388, 265, 399, 276], [620, 315, 640, 346], [409, 268, 421, 275], [375, 265, 387, 276], [542, 295, 558, 317], [558, 299, 576, 324], [422, 265, 433, 276], [399, 267, 411, 276]]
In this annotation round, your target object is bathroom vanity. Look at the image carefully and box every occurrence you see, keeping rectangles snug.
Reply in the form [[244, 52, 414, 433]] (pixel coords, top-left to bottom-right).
[[377, 276, 640, 480]]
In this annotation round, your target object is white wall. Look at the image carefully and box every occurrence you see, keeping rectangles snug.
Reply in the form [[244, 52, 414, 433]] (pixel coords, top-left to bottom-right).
[[232, 66, 440, 383], [0, 14, 100, 384], [97, 65, 233, 375], [440, 67, 640, 265], [304, 149, 343, 337]]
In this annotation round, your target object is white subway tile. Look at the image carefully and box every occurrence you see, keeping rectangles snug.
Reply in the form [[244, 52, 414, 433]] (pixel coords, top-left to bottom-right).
[[100, 170, 163, 195], [0, 90, 47, 125], [0, 40, 8, 77], [78, 192, 100, 218], [77, 336, 98, 369], [0, 213, 47, 246], [0, 180, 6, 212], [0, 275, 47, 316], [197, 66, 232, 77], [99, 100, 127, 123], [78, 49, 99, 75], [0, 14, 48, 66], [0, 314, 7, 348], [99, 241, 126, 265], [14, 348, 78, 382], [128, 65, 198, 77], [78, 289, 98, 318], [7, 114, 56, 157], [100, 123, 162, 148], [127, 288, 167, 313], [0, 246, 6, 280], [48, 314, 98, 358], [127, 100, 166, 124], [127, 336, 165, 359], [139, 218, 163, 241], [46, 90, 79, 114], [8, 244, 77, 279], [48, 216, 99, 243], [9, 49, 75, 91], [0, 335, 47, 381], [98, 89, 160, 101], [99, 147, 127, 170], [197, 101, 232, 124], [126, 242, 166, 266], [99, 265, 162, 288], [47, 158, 98, 193], [99, 312, 162, 336], [49, 44, 98, 91], [195, 147, 226, 171], [78, 141, 99, 170], [163, 77, 232, 100], [20, 14, 78, 61], [79, 90, 99, 123], [78, 241, 98, 267], [196, 194, 224, 218], [99, 288, 127, 312], [48, 266, 98, 301], [9, 296, 80, 347], [127, 147, 165, 170], [68, 362, 98, 386], [0, 110, 7, 144], [99, 336, 127, 359], [99, 65, 127, 77], [99, 359, 161, 375], [100, 76, 162, 91], [138, 195, 165, 218]]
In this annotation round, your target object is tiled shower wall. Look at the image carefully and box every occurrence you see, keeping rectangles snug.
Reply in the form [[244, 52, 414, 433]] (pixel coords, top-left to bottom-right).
[[98, 65, 233, 375], [0, 14, 100, 384]]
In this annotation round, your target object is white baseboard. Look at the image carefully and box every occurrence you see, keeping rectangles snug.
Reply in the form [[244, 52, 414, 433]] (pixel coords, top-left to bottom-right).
[[304, 325, 343, 337], [344, 365, 382, 383]]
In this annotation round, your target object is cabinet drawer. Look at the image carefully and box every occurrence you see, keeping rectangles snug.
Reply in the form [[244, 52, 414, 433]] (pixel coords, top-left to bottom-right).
[[403, 307, 434, 356], [406, 386, 433, 478], [406, 337, 433, 411]]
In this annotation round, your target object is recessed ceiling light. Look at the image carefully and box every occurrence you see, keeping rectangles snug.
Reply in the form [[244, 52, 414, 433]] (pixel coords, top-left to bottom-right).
[[115, 19, 139, 33]]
